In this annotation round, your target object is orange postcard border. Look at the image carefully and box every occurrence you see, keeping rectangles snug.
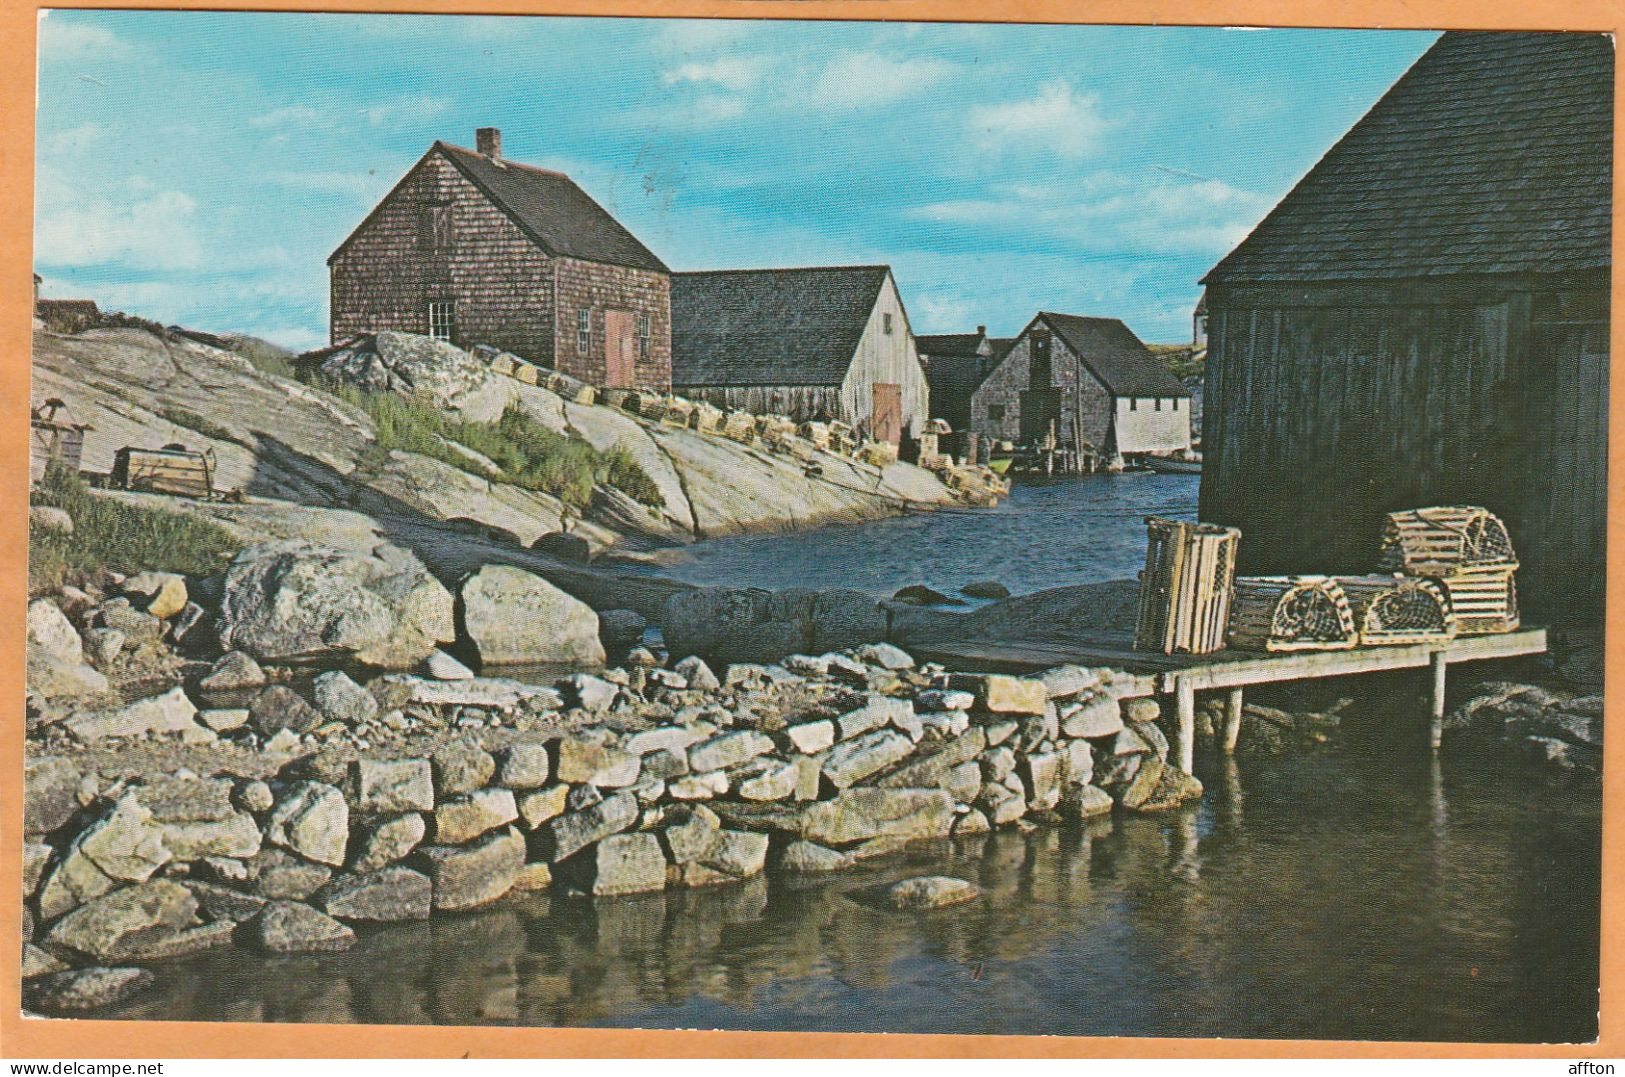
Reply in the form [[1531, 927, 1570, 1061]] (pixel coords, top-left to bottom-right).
[[0, 0, 1619, 1058]]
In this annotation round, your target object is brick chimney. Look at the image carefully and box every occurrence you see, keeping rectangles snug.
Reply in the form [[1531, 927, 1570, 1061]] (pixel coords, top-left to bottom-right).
[[476, 127, 502, 158], [977, 325, 986, 336]]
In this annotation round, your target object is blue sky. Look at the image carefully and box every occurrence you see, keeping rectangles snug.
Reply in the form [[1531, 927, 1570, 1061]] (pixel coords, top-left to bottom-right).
[[34, 12, 1437, 350]]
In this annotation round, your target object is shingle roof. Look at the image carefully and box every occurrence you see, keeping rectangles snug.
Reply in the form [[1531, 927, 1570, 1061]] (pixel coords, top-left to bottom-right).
[[989, 337, 1017, 361], [1040, 313, 1190, 398], [671, 266, 892, 387], [1205, 31, 1613, 284], [916, 332, 986, 358], [437, 143, 667, 272]]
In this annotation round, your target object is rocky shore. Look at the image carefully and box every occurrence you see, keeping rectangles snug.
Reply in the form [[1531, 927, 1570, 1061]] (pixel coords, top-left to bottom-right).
[[21, 542, 1205, 1017]]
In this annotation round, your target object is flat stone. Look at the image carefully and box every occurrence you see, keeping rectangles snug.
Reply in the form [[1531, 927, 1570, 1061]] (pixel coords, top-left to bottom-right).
[[887, 875, 980, 909], [668, 771, 729, 800], [1060, 694, 1127, 738], [516, 785, 571, 830], [916, 689, 975, 712], [424, 649, 475, 680], [779, 840, 851, 873], [316, 867, 432, 921], [432, 738, 495, 796], [25, 967, 155, 1014], [561, 672, 619, 711], [738, 760, 798, 801], [877, 727, 986, 789], [513, 861, 553, 892], [372, 675, 562, 711], [555, 736, 640, 787], [265, 782, 349, 866], [800, 788, 955, 846], [199, 708, 249, 732], [950, 674, 1046, 716], [836, 695, 914, 741], [351, 813, 426, 872], [1060, 784, 1115, 820], [25, 755, 83, 834], [823, 730, 915, 789], [699, 829, 769, 878], [249, 847, 333, 900], [354, 757, 435, 813], [785, 719, 835, 754], [247, 684, 322, 737], [643, 748, 690, 781], [199, 650, 267, 692], [22, 943, 68, 979], [1038, 664, 1101, 700], [495, 742, 552, 788], [132, 776, 235, 823], [660, 804, 722, 864], [623, 725, 704, 757], [186, 880, 270, 922], [72, 794, 171, 883], [581, 832, 667, 897], [312, 670, 379, 726], [688, 730, 774, 773], [433, 787, 518, 844], [47, 879, 197, 961], [415, 827, 525, 911], [544, 791, 638, 861], [160, 812, 262, 860], [855, 643, 915, 670], [66, 686, 200, 742], [249, 900, 355, 952]]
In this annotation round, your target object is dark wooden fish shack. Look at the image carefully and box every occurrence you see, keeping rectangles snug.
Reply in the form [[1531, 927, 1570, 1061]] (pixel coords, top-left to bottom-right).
[[1198, 31, 1612, 621], [30, 399, 88, 485]]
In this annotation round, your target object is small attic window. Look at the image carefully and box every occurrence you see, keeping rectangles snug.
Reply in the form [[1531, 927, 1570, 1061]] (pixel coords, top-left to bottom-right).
[[883, 313, 894, 335]]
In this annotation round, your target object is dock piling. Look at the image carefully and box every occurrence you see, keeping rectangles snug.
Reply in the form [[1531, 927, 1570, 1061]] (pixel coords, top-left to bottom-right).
[[1175, 678, 1196, 773], [1428, 651, 1448, 749], [1222, 687, 1244, 754]]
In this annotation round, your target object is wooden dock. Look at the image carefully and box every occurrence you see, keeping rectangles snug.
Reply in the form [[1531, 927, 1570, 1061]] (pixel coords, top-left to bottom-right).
[[914, 627, 1549, 771]]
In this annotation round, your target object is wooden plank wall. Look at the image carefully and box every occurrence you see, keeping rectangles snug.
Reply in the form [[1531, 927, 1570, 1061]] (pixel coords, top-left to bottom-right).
[[1200, 277, 1607, 620]]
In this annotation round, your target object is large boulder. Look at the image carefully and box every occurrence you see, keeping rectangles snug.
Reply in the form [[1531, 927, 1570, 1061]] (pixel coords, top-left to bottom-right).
[[24, 756, 82, 835], [214, 540, 454, 668], [415, 827, 525, 912], [46, 879, 197, 961], [799, 788, 955, 846], [265, 782, 349, 867], [248, 900, 356, 953], [319, 331, 489, 407], [661, 586, 887, 664], [27, 598, 82, 664], [315, 867, 432, 922], [25, 967, 155, 1014], [457, 564, 604, 667]]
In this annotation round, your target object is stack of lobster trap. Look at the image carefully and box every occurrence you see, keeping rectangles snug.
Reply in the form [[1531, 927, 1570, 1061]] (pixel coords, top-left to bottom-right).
[[1135, 506, 1520, 656]]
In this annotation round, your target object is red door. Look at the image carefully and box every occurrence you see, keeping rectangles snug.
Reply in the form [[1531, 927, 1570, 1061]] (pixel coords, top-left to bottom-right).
[[604, 309, 636, 388], [872, 382, 903, 445]]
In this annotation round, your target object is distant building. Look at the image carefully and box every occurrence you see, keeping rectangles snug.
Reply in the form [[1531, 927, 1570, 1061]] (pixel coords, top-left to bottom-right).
[[670, 265, 929, 444], [969, 312, 1191, 456], [1199, 31, 1610, 618], [916, 327, 997, 433], [328, 127, 671, 390]]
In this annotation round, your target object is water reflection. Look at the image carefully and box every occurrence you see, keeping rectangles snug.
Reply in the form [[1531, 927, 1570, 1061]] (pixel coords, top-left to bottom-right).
[[103, 749, 1599, 1042]]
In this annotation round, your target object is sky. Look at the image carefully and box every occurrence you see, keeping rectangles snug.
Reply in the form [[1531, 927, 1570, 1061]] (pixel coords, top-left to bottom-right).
[[34, 11, 1438, 350]]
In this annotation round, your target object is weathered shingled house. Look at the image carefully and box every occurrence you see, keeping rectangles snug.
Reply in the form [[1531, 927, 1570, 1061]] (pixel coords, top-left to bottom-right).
[[329, 128, 671, 390], [969, 312, 1191, 457], [670, 265, 929, 443], [1199, 31, 1611, 617], [917, 327, 996, 432]]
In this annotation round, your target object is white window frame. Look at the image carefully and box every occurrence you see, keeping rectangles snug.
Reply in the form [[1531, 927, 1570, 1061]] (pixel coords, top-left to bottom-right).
[[577, 308, 592, 354], [638, 313, 651, 361], [427, 300, 455, 342]]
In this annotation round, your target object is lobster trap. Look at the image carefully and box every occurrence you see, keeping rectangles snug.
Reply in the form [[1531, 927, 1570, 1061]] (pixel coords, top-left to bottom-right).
[[1334, 574, 1457, 646], [1376, 506, 1519, 635], [1134, 517, 1241, 655], [1227, 576, 1358, 652]]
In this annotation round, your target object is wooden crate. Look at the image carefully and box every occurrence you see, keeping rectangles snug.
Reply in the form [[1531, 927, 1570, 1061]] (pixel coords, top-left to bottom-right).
[[1335, 574, 1457, 646], [857, 439, 899, 467], [488, 352, 517, 376], [721, 411, 757, 443], [512, 361, 540, 386], [660, 396, 694, 428], [1227, 576, 1358, 652], [757, 415, 798, 450], [1134, 517, 1242, 655], [545, 370, 596, 405], [798, 421, 831, 450], [827, 421, 857, 455], [112, 446, 215, 499], [1436, 563, 1520, 635], [1377, 505, 1517, 573]]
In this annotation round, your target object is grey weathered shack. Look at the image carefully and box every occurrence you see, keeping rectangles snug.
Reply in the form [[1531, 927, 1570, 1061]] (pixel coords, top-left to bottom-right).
[[670, 265, 929, 443], [1199, 31, 1611, 619], [917, 328, 996, 432], [970, 312, 1191, 456]]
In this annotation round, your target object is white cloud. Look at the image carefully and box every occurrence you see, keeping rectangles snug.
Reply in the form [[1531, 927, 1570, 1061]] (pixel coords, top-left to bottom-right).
[[358, 95, 450, 128], [37, 18, 136, 64], [267, 170, 390, 201], [249, 104, 325, 129], [968, 80, 1110, 160], [36, 182, 206, 271], [663, 55, 768, 92], [43, 123, 103, 155], [808, 52, 958, 109]]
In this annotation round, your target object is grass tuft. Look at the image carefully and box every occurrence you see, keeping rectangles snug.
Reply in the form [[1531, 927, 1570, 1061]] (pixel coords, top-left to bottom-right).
[[30, 464, 243, 595]]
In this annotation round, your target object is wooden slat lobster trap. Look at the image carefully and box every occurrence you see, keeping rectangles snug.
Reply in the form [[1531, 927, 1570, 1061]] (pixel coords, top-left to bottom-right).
[[1376, 506, 1519, 635], [1334, 574, 1457, 646], [112, 444, 217, 499], [1134, 517, 1241, 655], [1227, 576, 1358, 652]]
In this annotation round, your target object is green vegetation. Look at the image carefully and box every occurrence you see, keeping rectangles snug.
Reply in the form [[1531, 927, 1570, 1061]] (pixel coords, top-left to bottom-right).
[[321, 382, 663, 510], [157, 406, 237, 444], [29, 463, 242, 595], [1148, 343, 1206, 380], [231, 336, 302, 381]]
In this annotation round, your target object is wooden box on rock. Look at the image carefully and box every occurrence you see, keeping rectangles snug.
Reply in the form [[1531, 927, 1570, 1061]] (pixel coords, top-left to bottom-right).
[[1227, 576, 1358, 652], [112, 446, 216, 499], [1335, 574, 1457, 646], [1134, 517, 1241, 655], [1377, 506, 1520, 635]]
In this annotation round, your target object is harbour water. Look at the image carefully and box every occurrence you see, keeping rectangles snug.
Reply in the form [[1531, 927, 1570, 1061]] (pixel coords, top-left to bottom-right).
[[98, 475, 1601, 1041]]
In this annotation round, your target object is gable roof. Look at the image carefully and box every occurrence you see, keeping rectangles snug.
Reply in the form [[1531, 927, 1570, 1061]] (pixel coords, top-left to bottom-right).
[[1205, 31, 1613, 285], [1038, 313, 1191, 398], [916, 332, 987, 358], [671, 266, 894, 387], [989, 337, 1017, 361], [329, 141, 667, 273]]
